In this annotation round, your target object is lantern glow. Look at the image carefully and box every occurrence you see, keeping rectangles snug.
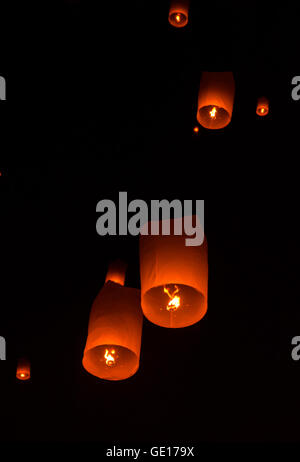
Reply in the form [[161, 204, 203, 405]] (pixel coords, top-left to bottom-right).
[[82, 261, 143, 381], [16, 359, 30, 381], [168, 0, 189, 28], [197, 72, 235, 129], [256, 97, 269, 116], [140, 216, 208, 328]]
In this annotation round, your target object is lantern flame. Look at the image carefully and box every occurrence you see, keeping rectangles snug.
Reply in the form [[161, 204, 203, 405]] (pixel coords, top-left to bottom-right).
[[104, 349, 116, 366], [209, 106, 217, 119], [175, 13, 181, 23], [164, 285, 181, 312]]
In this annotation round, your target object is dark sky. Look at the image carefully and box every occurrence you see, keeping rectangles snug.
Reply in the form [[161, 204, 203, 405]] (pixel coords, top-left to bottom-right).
[[0, 0, 300, 449]]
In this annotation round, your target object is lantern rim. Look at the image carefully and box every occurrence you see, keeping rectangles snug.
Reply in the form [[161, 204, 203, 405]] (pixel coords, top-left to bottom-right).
[[168, 11, 188, 28], [82, 343, 140, 381], [142, 283, 207, 329], [16, 371, 31, 381], [197, 105, 231, 129]]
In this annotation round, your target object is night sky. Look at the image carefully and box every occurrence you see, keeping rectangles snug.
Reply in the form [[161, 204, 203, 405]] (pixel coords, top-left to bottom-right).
[[0, 0, 300, 450]]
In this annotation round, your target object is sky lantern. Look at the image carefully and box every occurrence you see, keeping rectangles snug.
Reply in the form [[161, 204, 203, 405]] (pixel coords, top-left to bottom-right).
[[256, 96, 269, 116], [197, 71, 235, 129], [16, 358, 31, 381], [168, 0, 190, 28], [139, 216, 208, 328], [82, 261, 143, 381]]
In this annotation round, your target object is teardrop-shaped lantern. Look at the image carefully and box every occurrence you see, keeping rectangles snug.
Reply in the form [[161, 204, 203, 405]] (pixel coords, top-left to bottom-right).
[[16, 358, 31, 381], [82, 261, 143, 381], [140, 216, 208, 328], [197, 72, 235, 129], [168, 0, 190, 28], [256, 96, 269, 116]]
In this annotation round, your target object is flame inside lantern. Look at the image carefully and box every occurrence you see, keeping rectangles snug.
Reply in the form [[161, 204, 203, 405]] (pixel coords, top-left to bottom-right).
[[209, 106, 217, 119], [164, 285, 181, 312], [104, 349, 116, 366]]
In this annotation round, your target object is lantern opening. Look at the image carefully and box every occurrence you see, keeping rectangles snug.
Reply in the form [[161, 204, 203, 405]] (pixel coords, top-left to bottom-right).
[[84, 343, 139, 381], [198, 105, 230, 129], [143, 283, 205, 328], [169, 11, 187, 27]]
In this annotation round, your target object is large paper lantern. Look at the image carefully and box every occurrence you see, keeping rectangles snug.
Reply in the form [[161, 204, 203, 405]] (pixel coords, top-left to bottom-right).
[[16, 358, 31, 381], [256, 96, 269, 116], [140, 217, 208, 328], [168, 0, 190, 28], [197, 72, 235, 129], [82, 262, 143, 381]]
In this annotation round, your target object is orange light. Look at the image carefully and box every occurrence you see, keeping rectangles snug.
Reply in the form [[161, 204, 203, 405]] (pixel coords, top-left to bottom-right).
[[256, 97, 269, 116], [105, 259, 127, 286], [197, 72, 235, 129], [104, 349, 116, 366], [168, 1, 190, 28], [82, 261, 143, 381], [209, 106, 217, 119], [140, 216, 208, 328], [164, 285, 181, 312], [16, 358, 31, 381], [193, 126, 199, 133]]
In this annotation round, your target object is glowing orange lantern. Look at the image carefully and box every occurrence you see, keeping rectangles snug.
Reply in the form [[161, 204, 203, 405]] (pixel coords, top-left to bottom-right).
[[140, 217, 208, 328], [197, 72, 235, 129], [82, 261, 143, 381], [105, 259, 127, 286], [168, 0, 189, 28], [256, 96, 269, 116], [16, 358, 31, 381]]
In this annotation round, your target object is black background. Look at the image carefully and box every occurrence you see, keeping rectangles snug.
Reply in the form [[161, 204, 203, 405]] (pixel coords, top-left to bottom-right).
[[0, 0, 300, 448]]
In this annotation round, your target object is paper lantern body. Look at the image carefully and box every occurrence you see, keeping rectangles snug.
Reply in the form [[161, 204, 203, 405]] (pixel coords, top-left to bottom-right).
[[197, 72, 235, 129], [256, 97, 269, 116], [168, 0, 190, 28], [82, 281, 143, 381], [16, 358, 30, 381], [140, 219, 208, 328]]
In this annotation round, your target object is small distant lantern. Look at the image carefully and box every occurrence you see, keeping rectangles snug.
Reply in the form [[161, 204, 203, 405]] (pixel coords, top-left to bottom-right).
[[105, 259, 127, 286], [82, 261, 143, 381], [140, 216, 208, 328], [16, 358, 31, 381], [256, 97, 269, 116], [168, 0, 190, 28], [197, 72, 235, 129]]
